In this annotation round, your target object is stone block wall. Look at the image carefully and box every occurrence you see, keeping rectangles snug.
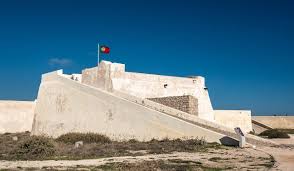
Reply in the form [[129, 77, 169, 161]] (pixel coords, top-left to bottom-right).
[[148, 95, 198, 115]]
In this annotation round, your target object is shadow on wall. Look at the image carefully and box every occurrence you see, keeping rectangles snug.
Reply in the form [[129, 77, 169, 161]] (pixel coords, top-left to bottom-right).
[[219, 136, 239, 146]]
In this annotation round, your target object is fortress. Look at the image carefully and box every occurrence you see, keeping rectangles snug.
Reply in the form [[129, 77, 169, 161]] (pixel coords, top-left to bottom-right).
[[2, 61, 292, 145]]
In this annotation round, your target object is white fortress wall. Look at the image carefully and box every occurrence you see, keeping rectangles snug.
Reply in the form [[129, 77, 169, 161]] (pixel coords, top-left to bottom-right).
[[214, 110, 253, 133], [31, 70, 229, 144], [252, 116, 294, 129], [82, 61, 214, 121], [114, 89, 276, 145], [0, 100, 35, 133]]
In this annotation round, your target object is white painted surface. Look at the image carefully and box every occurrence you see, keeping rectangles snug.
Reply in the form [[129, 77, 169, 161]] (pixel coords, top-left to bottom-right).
[[214, 110, 253, 133], [31, 70, 227, 143], [82, 61, 214, 121], [0, 101, 35, 133], [113, 90, 275, 146]]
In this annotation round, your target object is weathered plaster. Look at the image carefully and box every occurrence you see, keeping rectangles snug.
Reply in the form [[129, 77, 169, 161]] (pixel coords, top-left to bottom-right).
[[0, 101, 35, 133], [31, 70, 230, 143], [214, 110, 253, 133], [252, 116, 294, 129], [82, 61, 214, 121]]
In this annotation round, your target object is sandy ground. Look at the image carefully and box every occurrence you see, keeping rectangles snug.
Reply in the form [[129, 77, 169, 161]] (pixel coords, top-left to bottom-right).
[[262, 146, 294, 171], [262, 135, 294, 171], [0, 147, 275, 170], [270, 134, 294, 145]]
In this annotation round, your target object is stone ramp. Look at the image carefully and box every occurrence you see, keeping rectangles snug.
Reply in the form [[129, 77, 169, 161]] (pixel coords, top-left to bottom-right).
[[31, 70, 237, 145], [113, 90, 276, 146], [252, 119, 273, 134]]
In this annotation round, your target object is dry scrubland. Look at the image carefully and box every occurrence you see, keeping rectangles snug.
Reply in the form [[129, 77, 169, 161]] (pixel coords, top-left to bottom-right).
[[0, 132, 277, 171]]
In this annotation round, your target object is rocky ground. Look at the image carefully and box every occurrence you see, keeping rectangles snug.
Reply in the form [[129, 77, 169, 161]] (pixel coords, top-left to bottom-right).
[[0, 132, 293, 170]]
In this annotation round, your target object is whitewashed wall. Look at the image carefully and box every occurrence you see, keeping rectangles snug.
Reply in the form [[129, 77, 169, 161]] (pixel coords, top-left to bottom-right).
[[214, 110, 253, 133], [252, 116, 294, 129], [82, 61, 214, 121], [31, 70, 227, 143], [0, 101, 35, 133]]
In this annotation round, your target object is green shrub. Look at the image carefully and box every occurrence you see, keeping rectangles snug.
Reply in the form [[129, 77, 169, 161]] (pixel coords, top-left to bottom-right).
[[56, 132, 111, 144], [14, 136, 56, 160], [259, 129, 290, 139]]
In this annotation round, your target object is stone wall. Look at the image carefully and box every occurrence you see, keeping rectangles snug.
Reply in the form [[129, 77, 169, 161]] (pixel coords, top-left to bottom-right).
[[0, 101, 35, 133], [252, 116, 294, 129], [148, 96, 198, 115], [214, 110, 253, 133]]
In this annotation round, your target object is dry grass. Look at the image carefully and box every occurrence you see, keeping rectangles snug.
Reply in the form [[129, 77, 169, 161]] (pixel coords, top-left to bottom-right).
[[0, 132, 219, 161], [56, 132, 111, 144], [93, 159, 222, 171], [54, 137, 210, 160], [0, 132, 30, 160], [14, 136, 55, 160]]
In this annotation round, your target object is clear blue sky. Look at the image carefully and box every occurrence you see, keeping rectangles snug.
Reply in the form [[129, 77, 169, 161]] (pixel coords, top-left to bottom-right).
[[0, 0, 293, 115]]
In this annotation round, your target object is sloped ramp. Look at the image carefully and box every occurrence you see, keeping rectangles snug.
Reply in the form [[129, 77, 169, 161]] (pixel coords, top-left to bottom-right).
[[252, 119, 273, 134], [113, 90, 276, 146]]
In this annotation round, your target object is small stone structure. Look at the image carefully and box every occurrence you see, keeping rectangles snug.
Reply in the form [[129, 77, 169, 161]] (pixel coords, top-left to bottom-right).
[[148, 95, 198, 115]]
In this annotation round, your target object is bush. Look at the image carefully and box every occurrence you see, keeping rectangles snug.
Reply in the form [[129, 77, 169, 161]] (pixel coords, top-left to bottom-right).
[[14, 136, 56, 160], [56, 132, 111, 144], [259, 129, 290, 139]]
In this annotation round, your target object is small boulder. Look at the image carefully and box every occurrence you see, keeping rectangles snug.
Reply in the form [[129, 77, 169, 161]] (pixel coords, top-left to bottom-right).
[[12, 136, 18, 141], [74, 141, 83, 148]]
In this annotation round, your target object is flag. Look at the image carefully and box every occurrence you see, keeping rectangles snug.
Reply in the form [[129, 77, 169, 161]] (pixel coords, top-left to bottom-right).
[[100, 45, 110, 54]]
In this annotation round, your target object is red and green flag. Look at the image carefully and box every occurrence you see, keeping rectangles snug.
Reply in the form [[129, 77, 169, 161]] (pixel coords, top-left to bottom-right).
[[100, 45, 110, 54]]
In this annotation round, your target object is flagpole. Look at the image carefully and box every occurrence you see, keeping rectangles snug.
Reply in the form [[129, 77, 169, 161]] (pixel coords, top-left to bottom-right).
[[97, 43, 100, 66]]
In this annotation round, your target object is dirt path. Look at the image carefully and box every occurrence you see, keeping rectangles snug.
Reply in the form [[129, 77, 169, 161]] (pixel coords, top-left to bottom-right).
[[258, 134, 294, 171], [0, 147, 274, 170], [259, 146, 294, 171]]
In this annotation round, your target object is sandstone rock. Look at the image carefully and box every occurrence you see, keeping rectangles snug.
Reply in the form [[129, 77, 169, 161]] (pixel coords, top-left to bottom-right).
[[75, 141, 83, 148], [12, 136, 18, 141]]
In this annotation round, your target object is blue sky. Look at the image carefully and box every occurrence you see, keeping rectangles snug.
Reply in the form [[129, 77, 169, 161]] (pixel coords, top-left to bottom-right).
[[0, 0, 293, 115]]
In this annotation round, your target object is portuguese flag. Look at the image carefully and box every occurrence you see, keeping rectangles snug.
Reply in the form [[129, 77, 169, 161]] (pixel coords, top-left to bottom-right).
[[100, 45, 110, 54]]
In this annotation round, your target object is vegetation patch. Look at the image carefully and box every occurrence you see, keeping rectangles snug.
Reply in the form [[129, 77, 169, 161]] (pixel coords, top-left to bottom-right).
[[54, 137, 211, 160], [259, 129, 290, 139], [56, 132, 111, 144], [13, 136, 56, 160], [94, 159, 222, 171], [0, 132, 216, 161]]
